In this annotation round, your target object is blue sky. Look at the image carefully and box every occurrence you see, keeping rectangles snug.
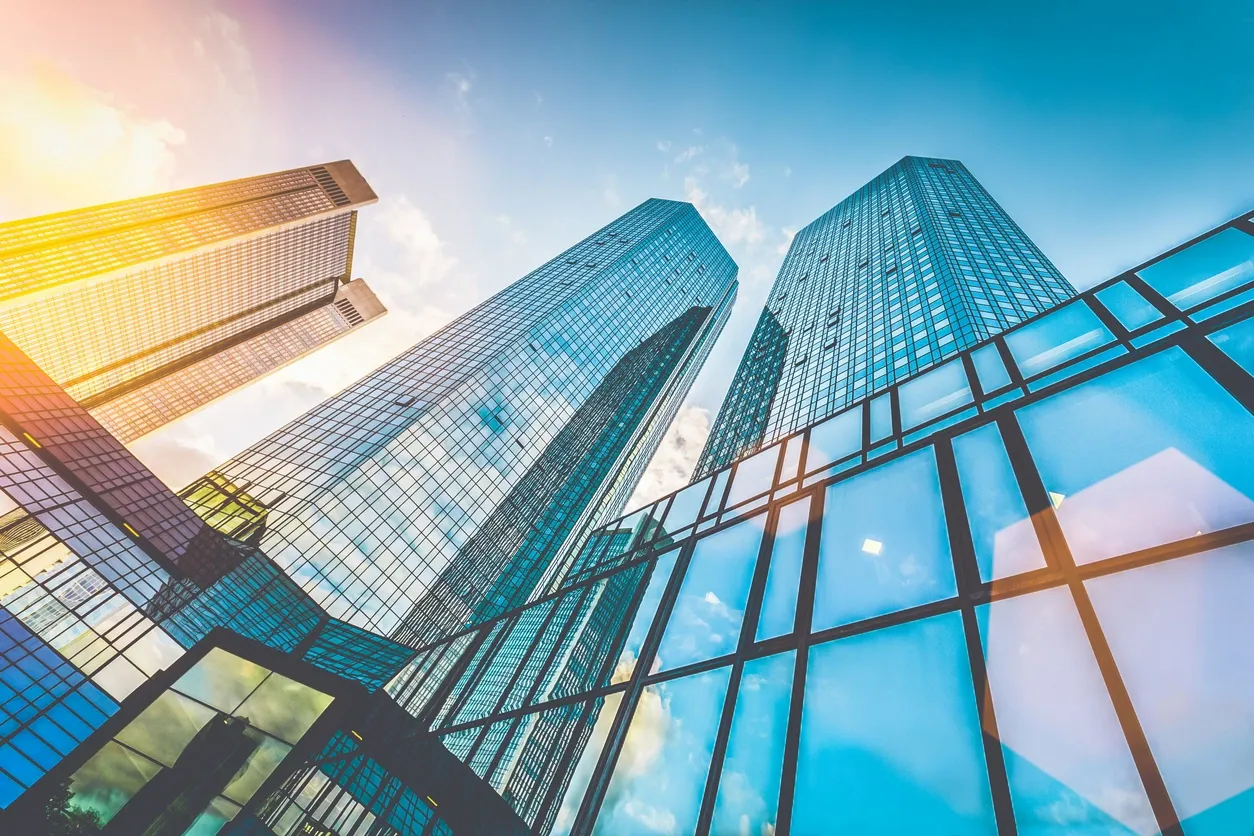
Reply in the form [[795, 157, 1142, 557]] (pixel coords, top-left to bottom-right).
[[3, 0, 1252, 495]]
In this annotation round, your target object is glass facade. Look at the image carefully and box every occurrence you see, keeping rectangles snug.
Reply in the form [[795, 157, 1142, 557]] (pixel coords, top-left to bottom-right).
[[186, 198, 738, 640], [698, 155, 1077, 474], [374, 209, 1254, 835], [0, 161, 386, 442]]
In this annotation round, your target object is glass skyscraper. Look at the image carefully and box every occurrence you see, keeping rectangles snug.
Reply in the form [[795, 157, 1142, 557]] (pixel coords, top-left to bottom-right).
[[182, 198, 737, 642], [697, 156, 1076, 475], [0, 161, 385, 443]]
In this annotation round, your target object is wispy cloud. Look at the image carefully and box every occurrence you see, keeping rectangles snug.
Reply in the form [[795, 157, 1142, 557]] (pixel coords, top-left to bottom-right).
[[684, 177, 765, 246], [446, 71, 474, 111], [627, 406, 710, 510], [778, 227, 797, 255], [496, 214, 527, 245]]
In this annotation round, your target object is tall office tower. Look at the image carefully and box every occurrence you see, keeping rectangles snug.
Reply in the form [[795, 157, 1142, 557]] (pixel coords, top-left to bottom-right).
[[184, 198, 738, 641], [0, 161, 385, 443], [697, 155, 1076, 475]]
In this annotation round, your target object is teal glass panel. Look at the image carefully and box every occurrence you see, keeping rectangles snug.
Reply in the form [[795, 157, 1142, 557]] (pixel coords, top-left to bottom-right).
[[710, 651, 794, 835], [1207, 315, 1254, 374], [755, 497, 810, 641], [804, 407, 862, 472], [727, 445, 780, 506], [979, 586, 1155, 834], [1016, 348, 1254, 564], [1137, 227, 1254, 310], [1095, 282, 1165, 332], [870, 393, 893, 441], [550, 695, 621, 836], [1086, 542, 1254, 835], [222, 732, 291, 804], [812, 449, 956, 630], [656, 519, 764, 671], [615, 548, 681, 681], [971, 343, 1013, 393], [952, 423, 1047, 582], [792, 613, 995, 834], [898, 359, 974, 429], [1004, 301, 1115, 379], [593, 666, 731, 835], [663, 477, 710, 533], [183, 797, 241, 836]]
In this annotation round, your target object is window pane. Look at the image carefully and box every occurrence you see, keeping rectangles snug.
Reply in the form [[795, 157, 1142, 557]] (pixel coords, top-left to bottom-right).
[[1016, 348, 1254, 564], [173, 648, 269, 713], [550, 695, 621, 836], [898, 359, 974, 430], [971, 343, 1012, 393], [114, 689, 216, 767], [792, 613, 995, 834], [615, 549, 680, 681], [593, 666, 731, 836], [706, 468, 731, 517], [870, 394, 893, 441], [1086, 542, 1254, 834], [979, 587, 1156, 835], [710, 651, 794, 836], [952, 423, 1047, 582], [756, 498, 810, 641], [66, 740, 163, 824], [1207, 315, 1254, 375], [727, 445, 780, 506], [1137, 227, 1254, 309], [662, 477, 710, 535], [805, 407, 861, 472], [234, 673, 334, 744], [1004, 301, 1116, 379], [1095, 282, 1164, 331], [655, 518, 764, 671], [812, 449, 956, 630]]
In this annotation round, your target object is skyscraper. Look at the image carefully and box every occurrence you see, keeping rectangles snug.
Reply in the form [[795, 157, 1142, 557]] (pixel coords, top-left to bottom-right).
[[0, 161, 385, 443], [182, 198, 738, 640], [697, 155, 1076, 474]]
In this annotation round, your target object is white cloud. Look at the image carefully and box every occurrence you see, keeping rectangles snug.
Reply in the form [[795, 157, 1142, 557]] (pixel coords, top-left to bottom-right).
[[627, 406, 710, 510], [778, 227, 797, 255], [684, 177, 765, 246], [727, 160, 750, 188], [673, 144, 705, 164], [543, 135, 554, 148], [129, 430, 220, 491], [621, 798, 677, 834], [379, 195, 460, 287], [496, 214, 527, 245], [655, 139, 672, 152], [783, 165, 793, 177], [446, 71, 474, 110], [0, 63, 185, 217]]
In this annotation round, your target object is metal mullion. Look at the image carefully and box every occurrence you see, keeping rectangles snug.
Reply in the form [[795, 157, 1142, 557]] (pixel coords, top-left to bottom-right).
[[934, 437, 1018, 834], [1077, 521, 1254, 583], [774, 483, 824, 836], [997, 412, 1183, 835], [1084, 293, 1134, 348], [439, 616, 514, 729], [1122, 271, 1187, 322], [416, 626, 489, 729], [532, 697, 601, 833], [570, 536, 698, 835], [1180, 332, 1254, 416], [435, 681, 629, 736], [694, 507, 778, 834]]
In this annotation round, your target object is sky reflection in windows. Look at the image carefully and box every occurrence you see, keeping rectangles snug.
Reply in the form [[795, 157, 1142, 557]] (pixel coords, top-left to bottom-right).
[[1016, 348, 1254, 564], [755, 498, 810, 641], [793, 612, 995, 835], [1136, 227, 1254, 310], [614, 548, 680, 682], [812, 448, 956, 630], [655, 518, 763, 672]]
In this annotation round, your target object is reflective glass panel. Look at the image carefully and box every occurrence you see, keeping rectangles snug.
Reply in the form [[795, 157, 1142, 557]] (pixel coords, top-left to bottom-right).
[[551, 695, 621, 836], [1137, 227, 1254, 309], [870, 393, 893, 441], [898, 359, 974, 429], [1095, 282, 1165, 331], [1016, 348, 1254, 564], [234, 673, 334, 743], [1004, 301, 1116, 379], [222, 732, 291, 804], [979, 586, 1156, 835], [615, 549, 681, 681], [710, 651, 794, 836], [971, 343, 1012, 393], [952, 423, 1047, 582], [804, 407, 862, 472], [812, 449, 956, 630], [113, 690, 216, 767], [663, 478, 710, 533], [184, 796, 240, 836], [593, 666, 731, 835], [1207, 315, 1254, 375], [727, 445, 780, 506], [755, 498, 810, 641], [66, 740, 163, 824], [1086, 542, 1254, 834], [656, 518, 764, 671], [792, 613, 995, 834], [780, 435, 803, 484], [173, 648, 269, 713], [706, 468, 731, 517]]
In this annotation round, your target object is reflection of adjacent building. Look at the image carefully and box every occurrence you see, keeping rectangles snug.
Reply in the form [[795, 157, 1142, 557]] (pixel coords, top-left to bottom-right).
[[186, 198, 739, 641], [0, 161, 385, 443]]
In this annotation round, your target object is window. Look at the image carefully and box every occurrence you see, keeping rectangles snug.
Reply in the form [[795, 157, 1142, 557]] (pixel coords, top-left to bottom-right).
[[1137, 227, 1254, 310], [1094, 281, 1164, 331], [1004, 301, 1115, 379], [897, 359, 973, 430]]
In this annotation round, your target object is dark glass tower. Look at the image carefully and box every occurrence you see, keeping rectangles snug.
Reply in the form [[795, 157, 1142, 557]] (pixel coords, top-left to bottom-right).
[[184, 198, 738, 640], [697, 156, 1076, 475]]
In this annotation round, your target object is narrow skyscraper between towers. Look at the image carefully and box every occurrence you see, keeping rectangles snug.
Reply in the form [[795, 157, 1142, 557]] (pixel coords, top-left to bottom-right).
[[697, 155, 1076, 475]]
